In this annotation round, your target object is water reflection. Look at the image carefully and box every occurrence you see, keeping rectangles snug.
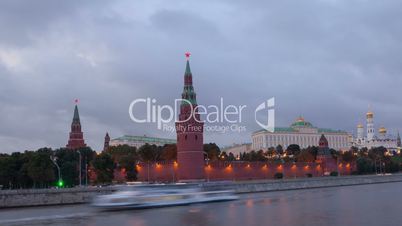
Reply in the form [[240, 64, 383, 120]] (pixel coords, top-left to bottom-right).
[[3, 182, 402, 226]]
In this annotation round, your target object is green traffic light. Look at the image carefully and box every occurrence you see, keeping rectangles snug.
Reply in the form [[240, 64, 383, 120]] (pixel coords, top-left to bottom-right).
[[57, 180, 64, 187]]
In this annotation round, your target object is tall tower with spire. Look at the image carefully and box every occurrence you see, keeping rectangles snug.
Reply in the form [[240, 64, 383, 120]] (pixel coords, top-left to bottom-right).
[[366, 110, 374, 141], [175, 52, 205, 181], [66, 101, 86, 150]]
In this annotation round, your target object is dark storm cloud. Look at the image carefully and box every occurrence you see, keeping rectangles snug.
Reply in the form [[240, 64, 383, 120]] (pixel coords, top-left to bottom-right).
[[0, 0, 402, 153]]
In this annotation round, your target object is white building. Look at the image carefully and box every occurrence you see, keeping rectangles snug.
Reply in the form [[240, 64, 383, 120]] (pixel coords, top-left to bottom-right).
[[252, 116, 350, 151], [221, 143, 252, 156], [110, 135, 176, 149], [352, 111, 400, 151]]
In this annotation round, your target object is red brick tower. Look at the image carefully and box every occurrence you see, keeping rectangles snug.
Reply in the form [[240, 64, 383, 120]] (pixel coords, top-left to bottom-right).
[[316, 134, 336, 174], [66, 102, 86, 150], [175, 52, 205, 181]]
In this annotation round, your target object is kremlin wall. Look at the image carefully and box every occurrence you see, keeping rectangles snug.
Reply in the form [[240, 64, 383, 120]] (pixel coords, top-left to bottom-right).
[[113, 160, 353, 183], [111, 133, 354, 183]]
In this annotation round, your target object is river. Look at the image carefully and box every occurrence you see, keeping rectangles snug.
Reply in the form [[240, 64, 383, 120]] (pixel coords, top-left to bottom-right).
[[1, 182, 401, 226]]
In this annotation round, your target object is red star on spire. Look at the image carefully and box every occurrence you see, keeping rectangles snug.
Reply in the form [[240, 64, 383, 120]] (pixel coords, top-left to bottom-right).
[[74, 99, 79, 104], [185, 52, 191, 60]]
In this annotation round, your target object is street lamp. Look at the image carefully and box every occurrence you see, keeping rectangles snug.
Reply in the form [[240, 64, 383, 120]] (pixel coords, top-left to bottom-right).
[[204, 152, 211, 182], [50, 156, 63, 188]]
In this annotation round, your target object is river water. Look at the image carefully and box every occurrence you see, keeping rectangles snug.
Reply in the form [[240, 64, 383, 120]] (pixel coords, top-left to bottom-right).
[[1, 182, 401, 226]]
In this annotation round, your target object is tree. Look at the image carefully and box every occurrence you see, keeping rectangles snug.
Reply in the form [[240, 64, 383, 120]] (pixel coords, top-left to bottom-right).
[[55, 148, 79, 187], [368, 146, 387, 160], [296, 150, 315, 162], [0, 154, 13, 189], [276, 145, 284, 155], [92, 153, 115, 184], [306, 146, 319, 160], [60, 161, 78, 186], [266, 147, 277, 159], [108, 145, 139, 181], [27, 150, 55, 188], [286, 144, 301, 156], [356, 157, 374, 174], [138, 144, 161, 162], [107, 145, 137, 163], [119, 155, 138, 181], [256, 150, 267, 161], [228, 152, 236, 161], [204, 143, 221, 161], [161, 144, 177, 161], [341, 151, 356, 163]]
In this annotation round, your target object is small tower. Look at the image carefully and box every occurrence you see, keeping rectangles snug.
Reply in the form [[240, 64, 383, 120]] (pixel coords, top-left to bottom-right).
[[357, 123, 364, 140], [318, 134, 329, 150], [175, 52, 205, 181], [397, 131, 401, 147], [366, 110, 374, 141], [104, 132, 110, 151], [316, 134, 336, 174], [66, 100, 86, 150]]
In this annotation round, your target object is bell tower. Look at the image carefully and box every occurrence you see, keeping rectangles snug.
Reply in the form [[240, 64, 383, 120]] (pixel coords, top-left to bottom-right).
[[366, 110, 374, 141], [175, 52, 205, 181]]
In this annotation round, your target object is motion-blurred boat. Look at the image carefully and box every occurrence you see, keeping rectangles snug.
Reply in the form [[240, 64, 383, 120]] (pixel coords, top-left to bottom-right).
[[91, 185, 238, 210]]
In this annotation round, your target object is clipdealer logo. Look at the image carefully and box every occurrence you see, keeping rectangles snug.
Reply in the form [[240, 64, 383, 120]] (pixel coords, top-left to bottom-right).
[[128, 97, 275, 133], [255, 97, 275, 132]]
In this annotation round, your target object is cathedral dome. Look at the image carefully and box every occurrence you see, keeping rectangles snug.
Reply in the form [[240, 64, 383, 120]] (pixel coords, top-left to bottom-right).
[[379, 127, 387, 134], [357, 124, 363, 128], [366, 111, 374, 118]]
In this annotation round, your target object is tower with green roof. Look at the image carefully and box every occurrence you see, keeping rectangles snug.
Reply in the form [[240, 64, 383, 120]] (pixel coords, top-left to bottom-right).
[[175, 52, 205, 181]]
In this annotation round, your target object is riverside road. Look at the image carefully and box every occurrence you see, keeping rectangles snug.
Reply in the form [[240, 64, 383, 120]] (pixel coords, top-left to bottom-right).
[[1, 182, 401, 226]]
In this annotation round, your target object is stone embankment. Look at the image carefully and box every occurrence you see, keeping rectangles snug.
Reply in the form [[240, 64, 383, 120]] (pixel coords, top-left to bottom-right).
[[1, 174, 402, 208], [203, 174, 402, 193], [0, 186, 115, 208]]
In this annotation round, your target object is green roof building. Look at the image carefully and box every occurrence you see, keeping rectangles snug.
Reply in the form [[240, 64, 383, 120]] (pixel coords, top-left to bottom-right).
[[110, 135, 176, 148], [252, 116, 350, 151]]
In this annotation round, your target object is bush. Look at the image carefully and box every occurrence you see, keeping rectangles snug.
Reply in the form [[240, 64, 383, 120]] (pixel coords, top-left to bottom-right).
[[306, 173, 313, 178], [274, 172, 283, 179], [357, 157, 374, 174], [386, 160, 400, 173], [330, 171, 338, 177]]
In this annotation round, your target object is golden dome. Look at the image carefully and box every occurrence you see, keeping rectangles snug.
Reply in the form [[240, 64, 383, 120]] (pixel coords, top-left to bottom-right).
[[296, 116, 305, 122], [366, 111, 374, 118], [357, 124, 363, 128], [379, 127, 387, 134]]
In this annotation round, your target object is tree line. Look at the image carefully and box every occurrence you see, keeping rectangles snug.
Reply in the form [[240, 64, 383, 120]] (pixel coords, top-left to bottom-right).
[[1, 143, 400, 189]]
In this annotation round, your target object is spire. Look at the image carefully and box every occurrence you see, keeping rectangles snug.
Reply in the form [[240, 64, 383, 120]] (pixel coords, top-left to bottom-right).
[[185, 59, 192, 75], [73, 105, 80, 123], [397, 131, 401, 147], [181, 52, 197, 106]]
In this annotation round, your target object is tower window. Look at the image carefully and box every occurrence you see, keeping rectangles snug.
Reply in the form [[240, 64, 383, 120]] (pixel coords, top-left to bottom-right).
[[195, 135, 198, 140]]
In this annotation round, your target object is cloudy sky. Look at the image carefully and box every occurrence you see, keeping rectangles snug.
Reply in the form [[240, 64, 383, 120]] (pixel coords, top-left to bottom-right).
[[0, 0, 401, 153]]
